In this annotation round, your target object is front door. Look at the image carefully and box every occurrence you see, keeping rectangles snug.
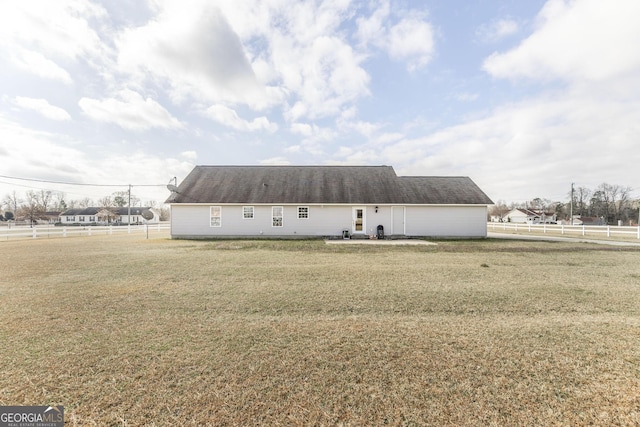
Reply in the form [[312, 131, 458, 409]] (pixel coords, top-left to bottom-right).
[[353, 207, 365, 234], [392, 206, 405, 235]]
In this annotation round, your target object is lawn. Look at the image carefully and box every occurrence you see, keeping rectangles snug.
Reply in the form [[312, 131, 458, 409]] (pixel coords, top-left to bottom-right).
[[1, 236, 639, 425]]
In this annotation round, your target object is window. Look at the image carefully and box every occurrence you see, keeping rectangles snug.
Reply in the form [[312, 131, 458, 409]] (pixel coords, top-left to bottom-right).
[[89, 216, 95, 222], [272, 206, 283, 227], [210, 206, 222, 227], [79, 216, 85, 222], [297, 206, 309, 219], [66, 216, 75, 222], [243, 206, 254, 219]]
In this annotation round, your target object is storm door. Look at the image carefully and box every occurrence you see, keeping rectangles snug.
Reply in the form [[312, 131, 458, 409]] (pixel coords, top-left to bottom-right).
[[352, 207, 365, 234]]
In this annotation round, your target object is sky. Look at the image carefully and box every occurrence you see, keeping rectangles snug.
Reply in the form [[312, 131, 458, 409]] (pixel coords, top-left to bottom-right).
[[1, 0, 640, 207]]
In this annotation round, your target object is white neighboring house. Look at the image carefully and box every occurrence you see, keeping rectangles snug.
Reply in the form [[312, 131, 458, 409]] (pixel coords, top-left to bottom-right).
[[59, 207, 160, 225], [504, 208, 557, 224], [166, 165, 494, 239]]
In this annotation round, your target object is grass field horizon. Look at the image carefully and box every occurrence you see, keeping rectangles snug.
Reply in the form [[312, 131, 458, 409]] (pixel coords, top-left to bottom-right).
[[1, 236, 639, 425]]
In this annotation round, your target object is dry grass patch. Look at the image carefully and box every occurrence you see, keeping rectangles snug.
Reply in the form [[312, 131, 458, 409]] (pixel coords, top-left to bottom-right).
[[1, 236, 639, 425]]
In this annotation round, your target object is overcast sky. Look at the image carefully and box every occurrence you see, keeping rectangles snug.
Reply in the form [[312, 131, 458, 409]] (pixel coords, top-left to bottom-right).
[[1, 0, 639, 206]]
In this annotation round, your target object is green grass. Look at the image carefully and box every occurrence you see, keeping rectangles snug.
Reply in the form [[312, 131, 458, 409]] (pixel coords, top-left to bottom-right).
[[1, 236, 639, 425]]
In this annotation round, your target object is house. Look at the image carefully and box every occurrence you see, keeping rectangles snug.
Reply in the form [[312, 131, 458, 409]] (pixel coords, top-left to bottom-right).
[[166, 165, 493, 239], [59, 207, 159, 225], [572, 216, 605, 226], [504, 208, 557, 224]]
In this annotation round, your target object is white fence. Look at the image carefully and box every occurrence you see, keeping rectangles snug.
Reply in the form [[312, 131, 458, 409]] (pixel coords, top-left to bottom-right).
[[488, 222, 640, 239], [0, 222, 170, 241]]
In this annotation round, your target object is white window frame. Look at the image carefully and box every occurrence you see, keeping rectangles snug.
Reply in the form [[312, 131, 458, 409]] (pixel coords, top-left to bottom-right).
[[243, 206, 254, 219], [210, 206, 222, 227], [297, 206, 309, 219], [272, 206, 283, 227]]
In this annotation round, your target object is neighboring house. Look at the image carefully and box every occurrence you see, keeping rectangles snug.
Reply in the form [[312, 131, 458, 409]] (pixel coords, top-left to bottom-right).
[[572, 216, 606, 226], [59, 207, 159, 225], [505, 208, 557, 224], [166, 165, 494, 239]]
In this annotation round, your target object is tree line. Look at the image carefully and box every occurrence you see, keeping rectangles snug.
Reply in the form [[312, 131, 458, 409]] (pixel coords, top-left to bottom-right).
[[0, 189, 169, 223], [490, 183, 639, 225]]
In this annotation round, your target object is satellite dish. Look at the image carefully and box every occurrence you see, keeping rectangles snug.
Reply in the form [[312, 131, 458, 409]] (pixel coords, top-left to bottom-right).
[[167, 184, 179, 193], [141, 209, 154, 220]]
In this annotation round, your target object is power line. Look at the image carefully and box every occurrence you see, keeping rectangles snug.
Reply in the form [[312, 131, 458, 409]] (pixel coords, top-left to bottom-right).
[[0, 174, 165, 187]]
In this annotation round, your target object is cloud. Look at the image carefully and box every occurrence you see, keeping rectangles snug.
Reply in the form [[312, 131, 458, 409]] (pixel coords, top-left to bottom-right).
[[259, 157, 291, 165], [356, 1, 435, 71], [476, 18, 519, 43], [386, 16, 435, 71], [14, 97, 71, 121], [205, 105, 277, 132], [0, 1, 108, 79], [116, 0, 266, 108], [79, 89, 183, 131], [180, 151, 198, 160], [483, 0, 640, 83], [351, 84, 640, 202], [9, 50, 73, 84], [0, 114, 194, 204]]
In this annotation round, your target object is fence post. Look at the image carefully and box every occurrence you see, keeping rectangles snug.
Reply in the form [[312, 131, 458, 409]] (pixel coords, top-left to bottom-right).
[[33, 227, 37, 239], [543, 223, 547, 233], [88, 227, 92, 236], [582, 225, 585, 236], [128, 224, 131, 234], [561, 224, 564, 235], [607, 225, 610, 237]]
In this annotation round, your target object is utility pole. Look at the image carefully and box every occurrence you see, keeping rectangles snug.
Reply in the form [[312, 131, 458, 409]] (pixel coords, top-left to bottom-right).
[[570, 182, 574, 225], [128, 184, 131, 226]]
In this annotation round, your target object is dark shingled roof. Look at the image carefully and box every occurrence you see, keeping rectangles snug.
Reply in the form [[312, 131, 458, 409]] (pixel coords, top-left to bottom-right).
[[166, 165, 493, 205]]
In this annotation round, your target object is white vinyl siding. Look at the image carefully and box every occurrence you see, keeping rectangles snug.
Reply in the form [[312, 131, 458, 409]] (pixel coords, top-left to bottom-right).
[[210, 206, 222, 227], [168, 204, 488, 238]]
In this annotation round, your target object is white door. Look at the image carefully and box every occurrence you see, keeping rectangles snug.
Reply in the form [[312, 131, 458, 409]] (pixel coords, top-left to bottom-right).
[[352, 207, 365, 234], [392, 206, 405, 235]]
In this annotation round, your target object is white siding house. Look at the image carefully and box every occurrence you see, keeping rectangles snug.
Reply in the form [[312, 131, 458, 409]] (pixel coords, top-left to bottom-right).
[[59, 207, 160, 225], [167, 166, 493, 239]]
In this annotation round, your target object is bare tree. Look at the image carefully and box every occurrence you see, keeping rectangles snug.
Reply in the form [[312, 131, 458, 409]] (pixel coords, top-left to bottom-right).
[[36, 190, 53, 213], [20, 190, 43, 226], [2, 191, 21, 214], [52, 192, 67, 211], [575, 186, 591, 216], [78, 197, 93, 208]]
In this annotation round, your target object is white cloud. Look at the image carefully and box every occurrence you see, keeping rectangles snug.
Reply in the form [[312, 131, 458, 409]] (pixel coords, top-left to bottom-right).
[[356, 1, 435, 71], [386, 16, 435, 71], [476, 18, 519, 43], [361, 85, 640, 202], [79, 89, 183, 131], [116, 0, 267, 108], [483, 0, 640, 83], [0, 114, 194, 204], [205, 105, 277, 132], [0, 1, 108, 80], [180, 150, 198, 160], [9, 50, 73, 84], [259, 157, 290, 165], [14, 97, 71, 121]]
